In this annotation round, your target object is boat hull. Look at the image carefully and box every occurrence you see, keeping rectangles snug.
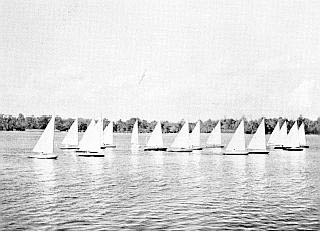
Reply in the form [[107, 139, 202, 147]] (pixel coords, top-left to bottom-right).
[[283, 147, 304, 151], [59, 145, 79, 150], [205, 144, 224, 148], [273, 146, 284, 149], [191, 146, 203, 151], [28, 153, 58, 159], [144, 147, 167, 151], [223, 151, 249, 155], [167, 148, 193, 152], [300, 145, 309, 148], [248, 150, 269, 154], [77, 152, 104, 157], [101, 144, 116, 149]]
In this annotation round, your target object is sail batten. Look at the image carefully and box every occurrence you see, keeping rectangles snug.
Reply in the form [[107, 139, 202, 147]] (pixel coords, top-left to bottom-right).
[[226, 120, 246, 151], [33, 115, 55, 154]]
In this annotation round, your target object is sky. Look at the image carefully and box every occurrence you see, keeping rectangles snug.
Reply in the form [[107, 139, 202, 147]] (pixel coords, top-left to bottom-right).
[[0, 0, 320, 121]]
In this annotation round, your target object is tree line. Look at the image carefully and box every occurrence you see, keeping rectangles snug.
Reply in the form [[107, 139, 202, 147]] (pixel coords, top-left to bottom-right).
[[0, 113, 320, 134]]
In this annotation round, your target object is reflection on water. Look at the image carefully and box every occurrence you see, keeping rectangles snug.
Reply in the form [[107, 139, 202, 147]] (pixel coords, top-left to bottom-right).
[[33, 159, 56, 197], [0, 132, 320, 230]]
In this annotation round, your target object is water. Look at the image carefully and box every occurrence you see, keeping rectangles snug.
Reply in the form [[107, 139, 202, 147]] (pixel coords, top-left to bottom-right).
[[0, 131, 319, 230]]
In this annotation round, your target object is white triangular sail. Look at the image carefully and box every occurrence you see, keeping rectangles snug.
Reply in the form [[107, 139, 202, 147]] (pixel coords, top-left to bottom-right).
[[146, 121, 163, 147], [62, 118, 78, 146], [278, 121, 288, 146], [284, 121, 300, 148], [207, 121, 222, 145], [103, 121, 114, 145], [226, 120, 246, 151], [190, 121, 200, 147], [298, 122, 307, 146], [267, 121, 280, 146], [96, 117, 104, 146], [171, 120, 190, 148], [33, 115, 55, 154], [78, 119, 100, 152], [131, 120, 139, 145], [248, 119, 266, 150]]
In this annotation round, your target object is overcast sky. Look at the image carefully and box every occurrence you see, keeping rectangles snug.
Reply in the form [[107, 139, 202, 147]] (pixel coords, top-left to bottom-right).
[[0, 0, 319, 121]]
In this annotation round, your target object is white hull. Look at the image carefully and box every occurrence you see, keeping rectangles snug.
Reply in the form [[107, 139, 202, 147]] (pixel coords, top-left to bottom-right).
[[28, 153, 58, 159]]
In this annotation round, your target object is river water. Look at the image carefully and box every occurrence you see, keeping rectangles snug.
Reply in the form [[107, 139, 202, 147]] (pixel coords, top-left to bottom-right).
[[0, 131, 319, 230]]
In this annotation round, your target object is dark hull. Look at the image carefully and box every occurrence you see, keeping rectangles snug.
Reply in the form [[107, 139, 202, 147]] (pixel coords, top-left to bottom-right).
[[205, 145, 225, 148], [101, 145, 116, 149], [248, 150, 270, 154], [167, 148, 193, 152], [300, 145, 309, 148], [144, 147, 167, 151], [77, 153, 104, 157], [192, 147, 203, 151], [60, 146, 79, 150], [283, 147, 304, 151], [274, 146, 284, 149]]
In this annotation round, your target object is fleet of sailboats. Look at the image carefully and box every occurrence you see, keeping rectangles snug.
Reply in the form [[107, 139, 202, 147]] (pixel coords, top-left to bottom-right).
[[275, 121, 288, 149], [29, 115, 57, 159], [167, 120, 193, 152], [27, 115, 310, 159], [144, 121, 167, 151], [283, 121, 303, 151], [76, 119, 104, 157]]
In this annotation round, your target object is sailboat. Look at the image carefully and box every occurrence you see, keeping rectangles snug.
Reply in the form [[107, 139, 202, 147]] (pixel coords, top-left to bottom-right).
[[206, 120, 224, 148], [189, 120, 202, 150], [144, 121, 167, 151], [274, 121, 288, 149], [298, 122, 309, 148], [167, 120, 193, 152], [283, 121, 303, 151], [60, 118, 79, 149], [29, 115, 57, 159], [76, 119, 104, 157], [247, 118, 269, 154], [267, 121, 281, 148], [102, 121, 116, 148], [223, 120, 248, 155], [96, 117, 106, 149], [131, 120, 140, 149]]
